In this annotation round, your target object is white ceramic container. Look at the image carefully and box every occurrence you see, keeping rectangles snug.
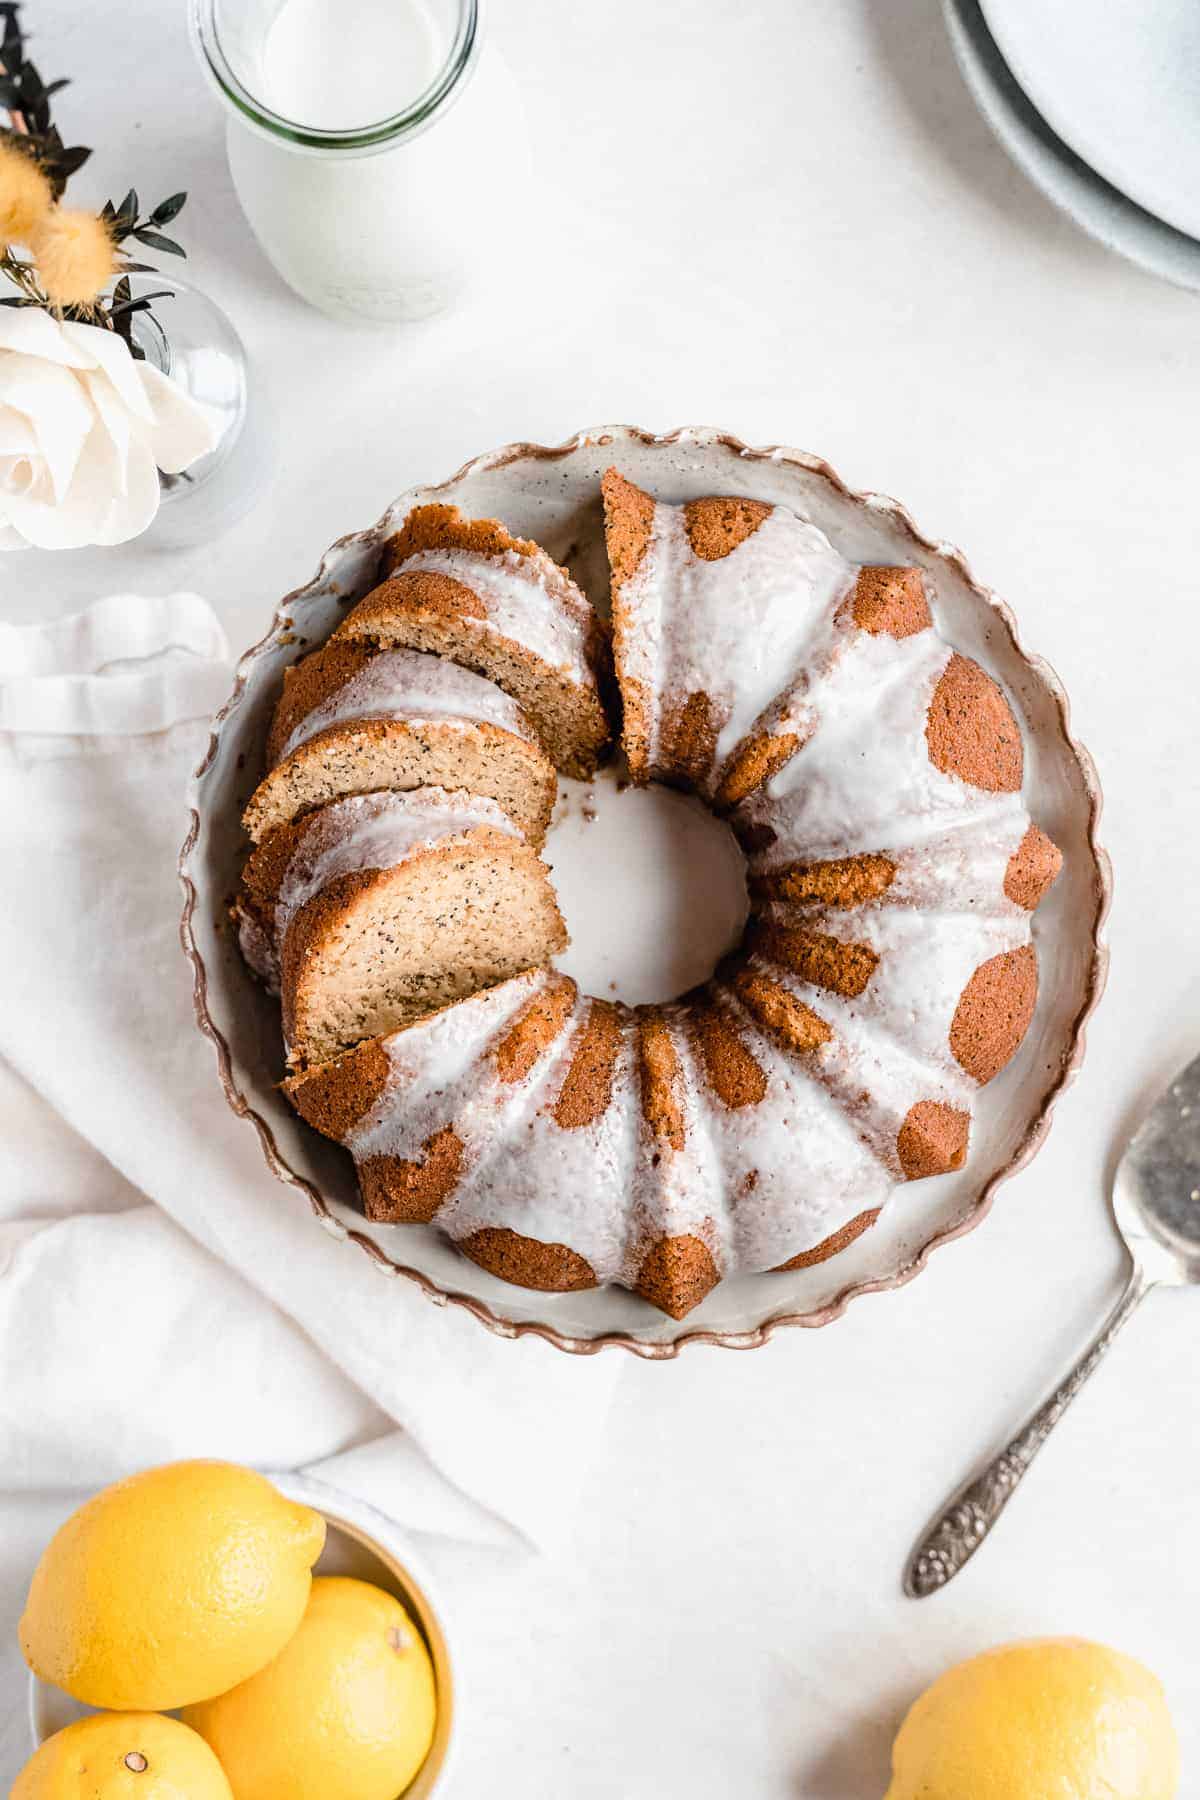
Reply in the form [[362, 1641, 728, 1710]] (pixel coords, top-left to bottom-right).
[[27, 1472, 457, 1796]]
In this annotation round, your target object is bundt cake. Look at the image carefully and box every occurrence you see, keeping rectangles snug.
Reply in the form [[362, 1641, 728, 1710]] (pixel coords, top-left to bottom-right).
[[239, 473, 1062, 1319]]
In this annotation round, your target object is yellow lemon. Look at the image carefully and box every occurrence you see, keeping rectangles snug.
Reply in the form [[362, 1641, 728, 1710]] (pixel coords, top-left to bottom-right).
[[19, 1461, 325, 1711], [11, 1712, 233, 1800], [886, 1636, 1180, 1800], [183, 1576, 437, 1800]]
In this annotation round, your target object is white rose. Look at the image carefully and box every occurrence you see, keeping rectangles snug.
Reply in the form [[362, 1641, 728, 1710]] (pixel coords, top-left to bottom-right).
[[0, 307, 219, 551]]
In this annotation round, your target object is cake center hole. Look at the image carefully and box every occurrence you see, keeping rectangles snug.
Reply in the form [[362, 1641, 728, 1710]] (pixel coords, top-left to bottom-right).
[[546, 769, 749, 1005]]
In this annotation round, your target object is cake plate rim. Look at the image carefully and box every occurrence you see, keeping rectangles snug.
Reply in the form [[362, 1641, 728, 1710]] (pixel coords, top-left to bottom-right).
[[178, 422, 1112, 1359]]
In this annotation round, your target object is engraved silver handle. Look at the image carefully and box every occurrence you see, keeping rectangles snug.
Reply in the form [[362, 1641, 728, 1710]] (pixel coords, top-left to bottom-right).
[[904, 1264, 1151, 1597]]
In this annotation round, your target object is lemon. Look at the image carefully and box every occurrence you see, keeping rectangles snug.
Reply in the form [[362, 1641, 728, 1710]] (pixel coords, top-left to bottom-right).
[[183, 1576, 437, 1800], [886, 1636, 1180, 1800], [19, 1460, 325, 1711], [11, 1712, 233, 1800]]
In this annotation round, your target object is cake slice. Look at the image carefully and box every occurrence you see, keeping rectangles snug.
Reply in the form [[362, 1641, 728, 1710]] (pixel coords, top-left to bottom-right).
[[242, 641, 556, 845], [332, 503, 612, 778], [236, 787, 567, 1069]]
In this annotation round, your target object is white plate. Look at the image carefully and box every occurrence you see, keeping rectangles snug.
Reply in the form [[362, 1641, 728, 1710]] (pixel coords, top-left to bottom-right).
[[180, 424, 1110, 1358], [27, 1473, 456, 1796], [945, 0, 1200, 293], [981, 0, 1200, 243]]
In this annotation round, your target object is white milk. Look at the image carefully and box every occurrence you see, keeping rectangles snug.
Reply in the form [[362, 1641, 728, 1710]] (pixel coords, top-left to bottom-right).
[[196, 0, 531, 323], [261, 0, 442, 130]]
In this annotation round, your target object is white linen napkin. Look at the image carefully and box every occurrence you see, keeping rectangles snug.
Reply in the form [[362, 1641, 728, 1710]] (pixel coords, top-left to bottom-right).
[[0, 594, 620, 1548]]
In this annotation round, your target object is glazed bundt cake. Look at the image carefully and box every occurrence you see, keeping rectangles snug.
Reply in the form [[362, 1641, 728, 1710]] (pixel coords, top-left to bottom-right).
[[239, 477, 1062, 1318]]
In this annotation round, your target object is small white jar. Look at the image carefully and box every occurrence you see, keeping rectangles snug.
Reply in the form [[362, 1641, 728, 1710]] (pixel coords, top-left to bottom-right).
[[190, 0, 530, 324]]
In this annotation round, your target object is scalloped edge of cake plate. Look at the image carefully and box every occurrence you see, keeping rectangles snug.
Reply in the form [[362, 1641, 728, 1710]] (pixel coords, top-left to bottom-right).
[[179, 423, 1111, 1358]]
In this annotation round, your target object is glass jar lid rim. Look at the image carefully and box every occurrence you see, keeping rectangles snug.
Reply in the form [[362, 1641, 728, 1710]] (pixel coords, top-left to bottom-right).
[[189, 0, 480, 151]]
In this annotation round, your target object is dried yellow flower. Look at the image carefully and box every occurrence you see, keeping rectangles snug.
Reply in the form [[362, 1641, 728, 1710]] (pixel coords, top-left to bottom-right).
[[0, 140, 53, 247], [30, 207, 118, 309]]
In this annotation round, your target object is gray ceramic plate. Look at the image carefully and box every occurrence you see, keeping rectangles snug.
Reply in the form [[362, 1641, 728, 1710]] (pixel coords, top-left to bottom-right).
[[180, 424, 1110, 1358], [981, 0, 1200, 242], [946, 0, 1200, 293]]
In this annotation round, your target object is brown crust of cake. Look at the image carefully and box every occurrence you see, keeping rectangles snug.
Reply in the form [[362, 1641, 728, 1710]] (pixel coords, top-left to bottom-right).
[[686, 1001, 769, 1109], [728, 969, 833, 1055], [458, 1227, 598, 1293], [713, 730, 802, 812], [617, 673, 653, 785], [283, 1037, 392, 1140], [749, 921, 879, 999], [240, 815, 307, 943], [773, 1209, 881, 1271], [927, 653, 1023, 793], [553, 1000, 624, 1130], [384, 502, 547, 571], [850, 566, 932, 639], [658, 690, 721, 790], [635, 1009, 685, 1152], [950, 945, 1038, 1084], [492, 974, 577, 1084], [636, 1234, 719, 1317], [600, 469, 656, 595], [266, 640, 377, 766], [602, 470, 657, 784], [748, 851, 898, 909], [897, 1101, 970, 1180], [683, 495, 771, 561], [1004, 824, 1063, 911], [360, 1126, 463, 1223], [345, 571, 488, 632]]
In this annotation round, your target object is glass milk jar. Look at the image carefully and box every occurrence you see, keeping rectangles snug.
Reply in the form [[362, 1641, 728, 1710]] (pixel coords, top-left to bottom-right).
[[190, 0, 530, 322]]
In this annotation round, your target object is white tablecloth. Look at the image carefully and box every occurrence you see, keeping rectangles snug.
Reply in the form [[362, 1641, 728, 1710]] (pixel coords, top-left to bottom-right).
[[3, 0, 1199, 1793]]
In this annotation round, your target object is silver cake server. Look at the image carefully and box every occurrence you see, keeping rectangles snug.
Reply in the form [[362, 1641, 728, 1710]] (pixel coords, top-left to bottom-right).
[[906, 1047, 1200, 1597]]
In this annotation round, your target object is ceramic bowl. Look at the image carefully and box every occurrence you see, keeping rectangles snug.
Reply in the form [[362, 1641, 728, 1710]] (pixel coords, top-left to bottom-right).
[[27, 1473, 456, 1795], [180, 423, 1110, 1357]]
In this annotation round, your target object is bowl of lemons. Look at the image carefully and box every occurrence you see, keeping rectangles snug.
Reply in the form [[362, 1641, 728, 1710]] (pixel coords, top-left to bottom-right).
[[17, 1461, 454, 1800]]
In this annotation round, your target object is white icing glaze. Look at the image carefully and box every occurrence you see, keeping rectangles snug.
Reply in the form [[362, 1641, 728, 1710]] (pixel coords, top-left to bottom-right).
[[627, 1004, 729, 1277], [736, 632, 1026, 857], [701, 990, 893, 1271], [754, 904, 1031, 1081], [444, 1000, 642, 1284], [733, 958, 976, 1179], [616, 498, 854, 783], [397, 547, 594, 685], [278, 646, 535, 762]]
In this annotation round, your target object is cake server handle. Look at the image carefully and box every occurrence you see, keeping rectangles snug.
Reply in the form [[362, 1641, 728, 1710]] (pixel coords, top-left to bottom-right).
[[903, 1263, 1150, 1597]]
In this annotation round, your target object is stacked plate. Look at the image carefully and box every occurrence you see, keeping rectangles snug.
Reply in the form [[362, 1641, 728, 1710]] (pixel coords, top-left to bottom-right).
[[946, 0, 1200, 290]]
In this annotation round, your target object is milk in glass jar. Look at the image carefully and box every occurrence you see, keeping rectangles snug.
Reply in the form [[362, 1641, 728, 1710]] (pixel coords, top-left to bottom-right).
[[190, 0, 529, 322]]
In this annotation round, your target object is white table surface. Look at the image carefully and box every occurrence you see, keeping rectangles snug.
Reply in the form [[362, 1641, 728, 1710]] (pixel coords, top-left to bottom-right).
[[4, 0, 1200, 1794]]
